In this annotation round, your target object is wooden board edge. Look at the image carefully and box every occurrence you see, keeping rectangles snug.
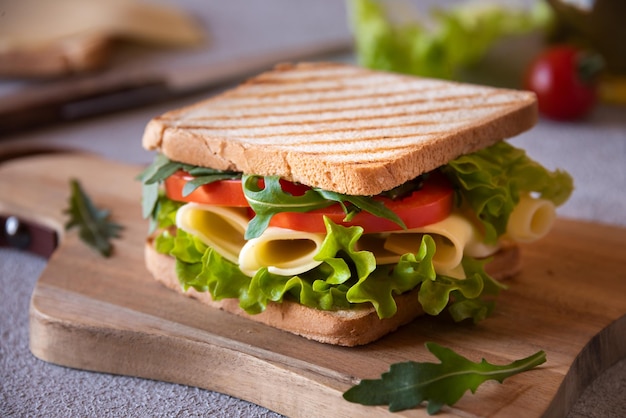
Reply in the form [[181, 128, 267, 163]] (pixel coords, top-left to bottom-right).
[[28, 284, 420, 418], [543, 314, 626, 417], [28, 272, 626, 418]]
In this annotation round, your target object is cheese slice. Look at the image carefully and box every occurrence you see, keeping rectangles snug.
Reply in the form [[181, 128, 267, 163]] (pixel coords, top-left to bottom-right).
[[173, 196, 548, 280], [175, 203, 249, 264], [384, 214, 473, 278], [356, 213, 500, 279], [506, 194, 556, 243], [238, 227, 325, 277]]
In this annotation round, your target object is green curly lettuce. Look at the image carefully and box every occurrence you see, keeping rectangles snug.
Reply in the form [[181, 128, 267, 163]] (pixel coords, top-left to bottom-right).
[[154, 210, 501, 321], [349, 0, 551, 80], [443, 141, 574, 244], [145, 141, 569, 322]]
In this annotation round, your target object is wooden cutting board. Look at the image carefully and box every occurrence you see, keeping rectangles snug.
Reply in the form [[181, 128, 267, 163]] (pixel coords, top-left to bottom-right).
[[1, 152, 625, 417]]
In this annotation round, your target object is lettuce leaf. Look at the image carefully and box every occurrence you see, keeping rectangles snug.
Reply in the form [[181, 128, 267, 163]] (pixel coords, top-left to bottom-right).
[[349, 0, 550, 80], [146, 142, 570, 323], [154, 211, 498, 322], [155, 226, 354, 314], [443, 141, 574, 244], [346, 235, 436, 318]]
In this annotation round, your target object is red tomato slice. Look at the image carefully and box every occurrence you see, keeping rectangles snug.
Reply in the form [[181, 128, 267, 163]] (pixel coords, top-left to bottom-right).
[[268, 173, 454, 233], [165, 170, 454, 233], [164, 171, 249, 206], [164, 171, 310, 207]]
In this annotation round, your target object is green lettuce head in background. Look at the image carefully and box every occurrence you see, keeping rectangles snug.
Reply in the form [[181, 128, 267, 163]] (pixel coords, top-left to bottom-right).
[[348, 0, 552, 81]]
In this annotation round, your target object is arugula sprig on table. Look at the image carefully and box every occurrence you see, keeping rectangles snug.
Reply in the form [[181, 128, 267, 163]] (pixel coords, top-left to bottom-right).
[[138, 155, 406, 239], [64, 179, 123, 257], [343, 342, 546, 415]]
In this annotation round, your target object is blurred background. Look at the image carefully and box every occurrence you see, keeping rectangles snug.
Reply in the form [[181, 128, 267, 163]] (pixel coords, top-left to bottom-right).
[[2, 0, 624, 222]]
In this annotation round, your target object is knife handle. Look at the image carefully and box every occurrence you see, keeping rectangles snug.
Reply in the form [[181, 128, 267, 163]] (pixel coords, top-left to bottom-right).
[[1, 215, 58, 258]]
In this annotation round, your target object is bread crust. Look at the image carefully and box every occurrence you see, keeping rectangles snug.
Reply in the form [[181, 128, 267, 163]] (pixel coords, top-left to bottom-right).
[[142, 62, 537, 195], [144, 240, 520, 346]]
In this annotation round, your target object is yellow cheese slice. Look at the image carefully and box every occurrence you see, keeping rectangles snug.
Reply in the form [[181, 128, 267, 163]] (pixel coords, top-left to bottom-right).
[[238, 227, 325, 277], [175, 203, 249, 264], [358, 213, 499, 279], [506, 194, 556, 243]]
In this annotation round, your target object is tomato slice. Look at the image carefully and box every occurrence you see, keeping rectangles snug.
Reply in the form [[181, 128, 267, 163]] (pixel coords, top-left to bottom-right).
[[164, 171, 310, 207], [268, 173, 454, 233], [164, 171, 249, 206], [165, 170, 454, 233]]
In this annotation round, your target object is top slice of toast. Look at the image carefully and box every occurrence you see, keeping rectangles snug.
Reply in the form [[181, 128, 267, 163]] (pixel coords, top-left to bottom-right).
[[143, 62, 537, 195]]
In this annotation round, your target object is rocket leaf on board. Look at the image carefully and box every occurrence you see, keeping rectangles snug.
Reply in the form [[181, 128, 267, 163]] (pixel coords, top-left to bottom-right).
[[343, 342, 546, 415], [64, 179, 123, 257]]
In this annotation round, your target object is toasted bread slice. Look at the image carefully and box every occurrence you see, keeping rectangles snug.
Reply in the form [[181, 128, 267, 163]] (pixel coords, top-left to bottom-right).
[[145, 240, 520, 346], [143, 62, 537, 195]]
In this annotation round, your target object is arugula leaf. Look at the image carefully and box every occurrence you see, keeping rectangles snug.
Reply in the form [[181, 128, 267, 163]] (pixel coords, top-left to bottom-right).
[[317, 189, 406, 229], [343, 342, 546, 414], [243, 175, 406, 239], [181, 173, 240, 197], [137, 154, 170, 220], [137, 155, 240, 228], [140, 156, 408, 240], [64, 179, 123, 257], [242, 175, 333, 239]]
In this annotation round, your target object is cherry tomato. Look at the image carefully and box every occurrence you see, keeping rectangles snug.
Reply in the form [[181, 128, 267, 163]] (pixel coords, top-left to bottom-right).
[[268, 173, 454, 233], [524, 45, 600, 120]]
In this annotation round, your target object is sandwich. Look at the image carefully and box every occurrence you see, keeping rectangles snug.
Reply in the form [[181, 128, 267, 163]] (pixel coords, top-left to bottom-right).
[[139, 62, 573, 346]]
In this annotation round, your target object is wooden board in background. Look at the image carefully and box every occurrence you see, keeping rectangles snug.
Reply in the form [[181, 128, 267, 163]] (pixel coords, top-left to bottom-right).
[[1, 153, 625, 417]]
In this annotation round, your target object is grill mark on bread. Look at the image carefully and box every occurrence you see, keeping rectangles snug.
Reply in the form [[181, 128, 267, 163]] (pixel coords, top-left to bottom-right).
[[175, 125, 446, 155], [181, 93, 516, 123], [142, 62, 537, 195], [177, 120, 462, 140], [172, 105, 482, 130], [225, 80, 400, 99], [214, 86, 485, 111], [173, 114, 467, 131], [224, 79, 401, 98], [184, 128, 439, 147], [247, 66, 379, 83], [173, 101, 517, 139], [219, 82, 447, 105], [277, 133, 433, 150], [222, 62, 470, 103]]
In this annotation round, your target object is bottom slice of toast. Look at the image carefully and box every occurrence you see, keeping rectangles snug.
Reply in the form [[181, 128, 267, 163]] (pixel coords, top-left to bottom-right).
[[144, 241, 520, 346]]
